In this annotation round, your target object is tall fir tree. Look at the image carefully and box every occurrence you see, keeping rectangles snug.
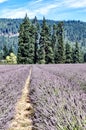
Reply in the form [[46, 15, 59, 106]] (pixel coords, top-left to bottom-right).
[[52, 23, 57, 51], [84, 53, 86, 62], [55, 22, 65, 63], [72, 42, 80, 63], [38, 17, 54, 64], [54, 43, 58, 63], [65, 42, 72, 63], [45, 24, 54, 63], [3, 45, 9, 59], [17, 14, 35, 64], [9, 45, 14, 54], [33, 16, 39, 63], [79, 47, 84, 63], [38, 24, 45, 64]]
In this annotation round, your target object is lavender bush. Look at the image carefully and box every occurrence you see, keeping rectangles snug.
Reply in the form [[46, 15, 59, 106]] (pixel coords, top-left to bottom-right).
[[0, 65, 30, 130], [30, 64, 86, 130]]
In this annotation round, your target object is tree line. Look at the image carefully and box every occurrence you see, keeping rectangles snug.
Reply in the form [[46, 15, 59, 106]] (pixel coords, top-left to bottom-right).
[[17, 15, 84, 64]]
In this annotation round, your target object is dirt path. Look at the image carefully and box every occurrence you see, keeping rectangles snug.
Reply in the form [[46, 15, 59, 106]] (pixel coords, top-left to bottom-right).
[[8, 67, 34, 130]]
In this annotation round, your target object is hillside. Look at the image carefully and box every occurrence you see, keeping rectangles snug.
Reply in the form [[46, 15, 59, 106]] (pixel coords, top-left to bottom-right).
[[0, 18, 86, 55]]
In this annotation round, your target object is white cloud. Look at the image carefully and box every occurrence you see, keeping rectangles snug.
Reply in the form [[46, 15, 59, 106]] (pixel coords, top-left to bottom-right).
[[0, 0, 86, 19], [1, 2, 61, 18], [35, 2, 63, 15], [0, 0, 8, 3], [34, 0, 43, 4], [1, 8, 37, 18], [37, 4, 58, 15], [65, 0, 86, 8]]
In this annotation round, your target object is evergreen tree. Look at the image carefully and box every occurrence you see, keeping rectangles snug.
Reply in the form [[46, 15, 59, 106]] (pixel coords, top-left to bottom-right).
[[38, 17, 54, 64], [3, 45, 9, 59], [54, 43, 58, 63], [45, 39, 54, 64], [9, 45, 14, 54], [29, 24, 35, 63], [32, 16, 37, 25], [0, 50, 4, 60], [52, 23, 57, 51], [84, 53, 86, 62], [38, 45, 45, 64], [45, 23, 54, 63], [72, 42, 80, 63], [79, 47, 84, 63], [33, 16, 39, 63], [55, 22, 65, 63], [17, 14, 35, 64], [65, 42, 72, 63], [17, 23, 24, 63]]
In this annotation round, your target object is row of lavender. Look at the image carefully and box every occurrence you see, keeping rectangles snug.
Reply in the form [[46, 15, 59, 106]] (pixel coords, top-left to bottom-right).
[[30, 64, 86, 130], [0, 65, 30, 130]]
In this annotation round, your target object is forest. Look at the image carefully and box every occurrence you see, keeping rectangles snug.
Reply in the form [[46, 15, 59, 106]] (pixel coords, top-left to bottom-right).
[[0, 15, 86, 63]]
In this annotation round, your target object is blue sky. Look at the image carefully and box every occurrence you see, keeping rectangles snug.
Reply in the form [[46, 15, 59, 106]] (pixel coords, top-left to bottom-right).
[[0, 0, 86, 21]]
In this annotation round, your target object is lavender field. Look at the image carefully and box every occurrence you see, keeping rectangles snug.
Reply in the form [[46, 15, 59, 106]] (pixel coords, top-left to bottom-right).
[[30, 64, 86, 130], [0, 65, 30, 130], [0, 64, 86, 130]]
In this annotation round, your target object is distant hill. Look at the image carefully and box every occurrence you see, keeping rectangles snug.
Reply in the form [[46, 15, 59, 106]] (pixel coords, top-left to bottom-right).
[[0, 18, 86, 54]]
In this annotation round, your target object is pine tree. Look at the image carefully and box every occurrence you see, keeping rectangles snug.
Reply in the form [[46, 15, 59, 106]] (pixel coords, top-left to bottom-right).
[[28, 24, 35, 63], [17, 14, 35, 64], [0, 50, 4, 60], [65, 42, 72, 63], [45, 39, 54, 63], [55, 22, 65, 63], [32, 16, 37, 25], [54, 43, 58, 63], [9, 45, 14, 54], [52, 24, 57, 51], [84, 53, 86, 62], [3, 45, 9, 59], [72, 42, 80, 63], [45, 28, 54, 64], [33, 16, 39, 63], [79, 47, 84, 63], [38, 17, 54, 64], [17, 23, 24, 63]]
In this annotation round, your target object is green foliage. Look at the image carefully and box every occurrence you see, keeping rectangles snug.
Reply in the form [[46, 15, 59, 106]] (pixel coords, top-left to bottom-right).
[[65, 42, 72, 63], [55, 22, 65, 63], [84, 53, 86, 62], [0, 50, 4, 60], [72, 42, 80, 63], [52, 24, 57, 51], [0, 19, 86, 51], [64, 20, 86, 47], [38, 17, 54, 64], [0, 17, 85, 64], [17, 14, 35, 64], [6, 53, 17, 64], [38, 44, 45, 64], [3, 45, 9, 59]]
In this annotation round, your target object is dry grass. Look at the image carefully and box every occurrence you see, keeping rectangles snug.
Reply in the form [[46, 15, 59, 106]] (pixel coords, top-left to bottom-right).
[[8, 68, 34, 130]]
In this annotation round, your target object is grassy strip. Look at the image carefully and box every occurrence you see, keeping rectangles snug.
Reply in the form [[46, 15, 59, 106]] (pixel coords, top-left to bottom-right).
[[8, 67, 34, 130]]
